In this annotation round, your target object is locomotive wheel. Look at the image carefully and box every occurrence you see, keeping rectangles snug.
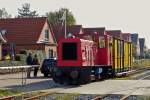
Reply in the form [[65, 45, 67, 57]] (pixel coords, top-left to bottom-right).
[[79, 71, 91, 84], [95, 75, 101, 81]]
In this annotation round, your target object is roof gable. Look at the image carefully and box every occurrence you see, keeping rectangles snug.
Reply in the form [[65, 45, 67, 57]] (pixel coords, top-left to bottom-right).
[[37, 21, 56, 44]]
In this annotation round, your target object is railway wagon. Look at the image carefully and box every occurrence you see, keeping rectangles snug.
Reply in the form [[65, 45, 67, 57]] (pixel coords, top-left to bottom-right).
[[52, 34, 133, 84], [112, 37, 133, 75]]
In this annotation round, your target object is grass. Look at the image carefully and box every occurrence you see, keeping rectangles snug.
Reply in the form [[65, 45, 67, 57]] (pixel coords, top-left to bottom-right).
[[0, 89, 22, 98], [114, 59, 150, 80], [133, 59, 150, 68], [114, 77, 129, 80]]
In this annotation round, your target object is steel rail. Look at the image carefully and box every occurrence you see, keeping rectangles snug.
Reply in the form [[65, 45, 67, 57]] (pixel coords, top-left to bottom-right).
[[24, 89, 59, 100], [91, 94, 112, 100], [120, 68, 150, 100]]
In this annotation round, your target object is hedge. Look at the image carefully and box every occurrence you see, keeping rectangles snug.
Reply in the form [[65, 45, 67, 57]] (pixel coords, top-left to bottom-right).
[[0, 61, 26, 67]]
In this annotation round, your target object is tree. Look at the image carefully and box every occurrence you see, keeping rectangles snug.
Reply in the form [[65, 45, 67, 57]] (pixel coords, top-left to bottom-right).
[[0, 8, 11, 18], [46, 8, 76, 28], [17, 3, 38, 18]]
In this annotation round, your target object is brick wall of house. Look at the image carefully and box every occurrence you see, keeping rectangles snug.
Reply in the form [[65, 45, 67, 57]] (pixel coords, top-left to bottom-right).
[[2, 44, 45, 54], [45, 45, 57, 59]]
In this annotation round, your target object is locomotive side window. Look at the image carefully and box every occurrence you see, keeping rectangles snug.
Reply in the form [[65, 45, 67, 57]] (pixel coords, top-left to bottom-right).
[[62, 43, 77, 60], [99, 36, 105, 48]]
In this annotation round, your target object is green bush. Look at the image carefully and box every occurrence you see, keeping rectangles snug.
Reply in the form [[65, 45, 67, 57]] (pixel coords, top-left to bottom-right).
[[0, 61, 26, 67], [133, 59, 150, 68], [25, 50, 46, 64], [15, 55, 21, 61], [19, 50, 27, 55]]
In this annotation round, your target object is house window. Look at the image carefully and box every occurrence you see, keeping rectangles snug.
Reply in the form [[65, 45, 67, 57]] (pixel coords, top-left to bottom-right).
[[45, 29, 49, 40], [49, 49, 53, 58]]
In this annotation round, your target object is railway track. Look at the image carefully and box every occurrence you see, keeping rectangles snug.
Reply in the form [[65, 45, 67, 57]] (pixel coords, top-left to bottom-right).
[[1, 67, 150, 100], [92, 68, 150, 100], [127, 67, 150, 76], [92, 94, 150, 100], [130, 68, 150, 80], [0, 89, 60, 100], [24, 89, 59, 100]]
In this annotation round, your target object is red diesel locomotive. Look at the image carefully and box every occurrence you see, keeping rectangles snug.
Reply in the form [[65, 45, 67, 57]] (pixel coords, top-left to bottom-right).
[[52, 33, 132, 84]]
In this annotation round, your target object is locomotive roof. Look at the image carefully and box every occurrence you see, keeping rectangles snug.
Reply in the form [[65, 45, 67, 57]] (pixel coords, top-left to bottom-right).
[[60, 37, 94, 44]]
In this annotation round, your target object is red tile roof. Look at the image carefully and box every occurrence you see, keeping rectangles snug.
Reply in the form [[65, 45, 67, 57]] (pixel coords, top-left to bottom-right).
[[83, 27, 105, 36], [52, 25, 83, 42], [67, 25, 82, 35], [106, 30, 122, 39], [122, 33, 131, 41], [0, 17, 47, 44]]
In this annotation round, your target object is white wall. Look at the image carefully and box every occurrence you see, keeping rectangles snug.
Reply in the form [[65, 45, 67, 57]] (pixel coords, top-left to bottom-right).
[[0, 44, 2, 60]]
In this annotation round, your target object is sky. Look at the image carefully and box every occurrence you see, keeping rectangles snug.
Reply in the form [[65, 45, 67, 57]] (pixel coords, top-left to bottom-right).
[[0, 0, 150, 48]]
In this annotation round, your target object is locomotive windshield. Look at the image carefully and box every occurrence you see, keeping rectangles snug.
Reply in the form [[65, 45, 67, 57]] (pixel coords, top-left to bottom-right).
[[62, 43, 77, 60]]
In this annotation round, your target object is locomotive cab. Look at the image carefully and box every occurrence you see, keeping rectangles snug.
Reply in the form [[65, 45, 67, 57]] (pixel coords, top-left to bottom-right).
[[57, 38, 94, 67], [52, 38, 95, 84]]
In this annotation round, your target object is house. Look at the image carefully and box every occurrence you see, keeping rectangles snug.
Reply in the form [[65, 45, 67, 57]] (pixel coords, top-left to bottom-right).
[[139, 38, 145, 58], [0, 31, 7, 60], [0, 17, 57, 59], [131, 33, 140, 59]]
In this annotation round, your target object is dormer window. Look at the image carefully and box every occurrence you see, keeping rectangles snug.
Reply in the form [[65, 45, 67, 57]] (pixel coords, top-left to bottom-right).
[[45, 29, 49, 40]]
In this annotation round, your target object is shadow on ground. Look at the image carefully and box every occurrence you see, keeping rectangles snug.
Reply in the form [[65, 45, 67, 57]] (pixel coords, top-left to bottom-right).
[[4, 78, 62, 92]]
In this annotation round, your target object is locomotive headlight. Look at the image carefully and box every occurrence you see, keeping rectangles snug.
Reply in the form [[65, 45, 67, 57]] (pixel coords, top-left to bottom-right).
[[70, 70, 78, 79]]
